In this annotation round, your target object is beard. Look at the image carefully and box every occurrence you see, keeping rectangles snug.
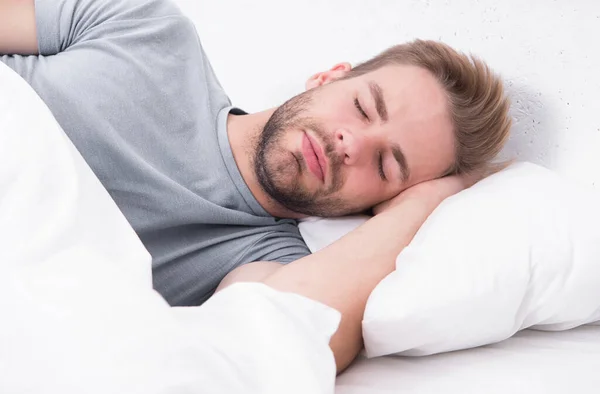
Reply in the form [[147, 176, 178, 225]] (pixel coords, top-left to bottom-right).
[[253, 89, 354, 217]]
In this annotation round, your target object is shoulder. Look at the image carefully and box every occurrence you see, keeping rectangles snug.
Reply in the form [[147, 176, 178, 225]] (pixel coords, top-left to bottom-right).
[[64, 0, 193, 34], [91, 0, 186, 20], [63, 0, 198, 52]]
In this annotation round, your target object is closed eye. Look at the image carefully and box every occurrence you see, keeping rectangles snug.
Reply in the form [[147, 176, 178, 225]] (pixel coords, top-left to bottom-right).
[[378, 152, 387, 181], [354, 98, 369, 121]]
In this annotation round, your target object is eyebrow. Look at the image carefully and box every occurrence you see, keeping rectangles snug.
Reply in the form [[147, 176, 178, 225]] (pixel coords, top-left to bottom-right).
[[369, 81, 388, 123], [391, 144, 410, 182]]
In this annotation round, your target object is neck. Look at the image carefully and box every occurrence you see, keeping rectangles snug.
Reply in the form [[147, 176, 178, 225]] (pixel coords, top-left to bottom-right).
[[226, 109, 306, 219]]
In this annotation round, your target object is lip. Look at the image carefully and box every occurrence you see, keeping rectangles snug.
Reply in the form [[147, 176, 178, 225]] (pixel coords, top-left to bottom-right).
[[302, 132, 327, 183]]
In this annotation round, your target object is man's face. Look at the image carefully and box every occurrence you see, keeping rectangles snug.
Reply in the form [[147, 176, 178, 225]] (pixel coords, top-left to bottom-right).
[[254, 64, 456, 217]]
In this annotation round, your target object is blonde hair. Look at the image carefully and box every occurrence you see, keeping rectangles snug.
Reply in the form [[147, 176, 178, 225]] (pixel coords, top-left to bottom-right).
[[347, 39, 512, 176]]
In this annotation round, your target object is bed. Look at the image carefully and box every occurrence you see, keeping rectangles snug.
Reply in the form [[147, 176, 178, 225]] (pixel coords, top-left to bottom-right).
[[2, 1, 599, 393], [173, 0, 600, 392], [337, 326, 600, 393]]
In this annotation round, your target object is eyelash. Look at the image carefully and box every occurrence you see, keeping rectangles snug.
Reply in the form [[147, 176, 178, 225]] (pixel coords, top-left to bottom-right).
[[354, 98, 369, 121], [354, 97, 384, 180], [378, 152, 387, 181]]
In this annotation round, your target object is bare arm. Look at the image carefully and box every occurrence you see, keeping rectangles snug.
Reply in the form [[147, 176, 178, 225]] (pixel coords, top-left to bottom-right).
[[0, 0, 38, 55], [220, 176, 470, 373]]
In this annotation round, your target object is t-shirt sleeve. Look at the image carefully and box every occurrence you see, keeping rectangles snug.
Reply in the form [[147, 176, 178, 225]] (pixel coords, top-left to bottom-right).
[[34, 0, 183, 56], [249, 229, 312, 265]]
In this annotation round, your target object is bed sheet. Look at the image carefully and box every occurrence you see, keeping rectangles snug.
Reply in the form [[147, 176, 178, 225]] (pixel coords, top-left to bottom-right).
[[0, 60, 339, 394], [336, 325, 600, 394]]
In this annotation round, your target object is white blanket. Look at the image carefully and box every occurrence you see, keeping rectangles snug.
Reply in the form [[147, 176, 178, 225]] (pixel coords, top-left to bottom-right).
[[0, 61, 339, 394]]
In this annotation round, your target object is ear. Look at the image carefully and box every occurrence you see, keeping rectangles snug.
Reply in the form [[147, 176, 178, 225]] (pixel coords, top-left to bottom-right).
[[305, 62, 352, 90]]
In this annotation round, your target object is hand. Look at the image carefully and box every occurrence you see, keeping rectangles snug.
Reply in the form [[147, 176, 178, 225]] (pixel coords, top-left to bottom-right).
[[372, 174, 479, 216]]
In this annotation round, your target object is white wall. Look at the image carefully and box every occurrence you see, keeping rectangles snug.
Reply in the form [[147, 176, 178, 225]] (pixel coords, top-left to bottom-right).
[[174, 0, 600, 189]]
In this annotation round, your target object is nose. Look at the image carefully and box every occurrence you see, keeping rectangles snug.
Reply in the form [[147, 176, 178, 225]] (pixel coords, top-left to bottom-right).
[[334, 128, 372, 166]]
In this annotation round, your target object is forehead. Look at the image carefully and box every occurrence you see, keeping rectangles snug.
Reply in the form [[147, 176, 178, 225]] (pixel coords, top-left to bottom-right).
[[359, 64, 449, 121]]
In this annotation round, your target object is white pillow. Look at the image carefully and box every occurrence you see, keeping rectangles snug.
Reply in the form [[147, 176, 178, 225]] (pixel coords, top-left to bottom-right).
[[363, 162, 600, 357], [299, 215, 369, 253]]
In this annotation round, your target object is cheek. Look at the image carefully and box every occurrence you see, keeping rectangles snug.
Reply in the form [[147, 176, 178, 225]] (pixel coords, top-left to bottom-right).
[[274, 128, 304, 158], [264, 131, 300, 170], [310, 98, 356, 130], [338, 168, 388, 205]]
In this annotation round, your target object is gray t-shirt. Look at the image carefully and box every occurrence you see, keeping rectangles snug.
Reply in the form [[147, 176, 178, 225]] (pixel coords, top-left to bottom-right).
[[1, 0, 310, 306]]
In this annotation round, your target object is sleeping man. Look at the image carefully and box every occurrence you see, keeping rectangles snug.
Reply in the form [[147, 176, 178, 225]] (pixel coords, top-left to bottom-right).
[[1, 0, 511, 372]]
